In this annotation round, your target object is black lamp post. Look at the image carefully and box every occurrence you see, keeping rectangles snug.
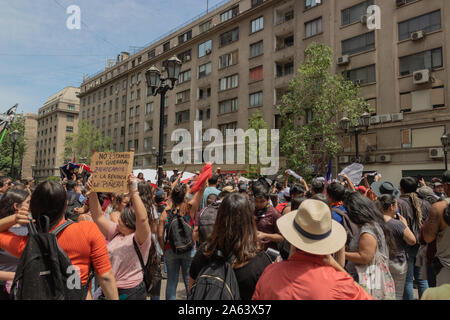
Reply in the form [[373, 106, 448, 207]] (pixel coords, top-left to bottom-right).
[[441, 133, 448, 171], [145, 56, 182, 188], [10, 130, 20, 180], [340, 113, 371, 163]]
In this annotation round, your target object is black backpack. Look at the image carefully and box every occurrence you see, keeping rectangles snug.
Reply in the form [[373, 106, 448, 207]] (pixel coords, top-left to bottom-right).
[[188, 251, 241, 300], [166, 209, 193, 254], [66, 192, 82, 222], [333, 208, 360, 247], [198, 202, 220, 244], [10, 216, 94, 300]]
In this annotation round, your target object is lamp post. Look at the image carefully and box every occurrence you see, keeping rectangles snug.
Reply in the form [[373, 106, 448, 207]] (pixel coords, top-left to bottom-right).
[[10, 130, 20, 180], [145, 56, 182, 188], [340, 113, 371, 163], [441, 133, 448, 171]]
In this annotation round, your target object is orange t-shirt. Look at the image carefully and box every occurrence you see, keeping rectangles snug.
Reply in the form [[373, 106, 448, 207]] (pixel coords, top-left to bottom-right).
[[0, 220, 112, 285]]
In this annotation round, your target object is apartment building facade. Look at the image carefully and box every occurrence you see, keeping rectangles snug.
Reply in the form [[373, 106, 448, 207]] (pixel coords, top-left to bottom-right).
[[35, 87, 80, 180], [78, 0, 450, 183]]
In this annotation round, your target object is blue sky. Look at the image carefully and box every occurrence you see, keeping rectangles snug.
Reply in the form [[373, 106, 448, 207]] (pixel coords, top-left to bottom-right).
[[0, 0, 227, 114]]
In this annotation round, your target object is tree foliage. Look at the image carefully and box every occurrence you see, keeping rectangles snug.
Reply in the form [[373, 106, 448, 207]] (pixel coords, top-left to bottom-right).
[[278, 42, 371, 179], [245, 109, 269, 179], [63, 120, 112, 164], [0, 116, 26, 180]]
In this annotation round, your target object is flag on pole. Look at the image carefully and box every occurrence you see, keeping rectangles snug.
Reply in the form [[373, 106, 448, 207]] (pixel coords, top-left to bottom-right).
[[326, 158, 333, 183]]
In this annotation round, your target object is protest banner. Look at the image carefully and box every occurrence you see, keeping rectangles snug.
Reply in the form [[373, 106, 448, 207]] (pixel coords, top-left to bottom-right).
[[90, 151, 134, 193]]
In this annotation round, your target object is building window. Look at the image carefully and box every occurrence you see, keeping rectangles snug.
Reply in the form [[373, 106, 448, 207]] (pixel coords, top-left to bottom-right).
[[122, 95, 126, 106], [163, 42, 170, 52], [146, 102, 154, 114], [276, 35, 294, 50], [305, 0, 321, 10], [67, 115, 74, 122], [399, 48, 443, 76], [305, 17, 322, 38], [178, 49, 192, 63], [218, 122, 237, 136], [251, 16, 264, 33], [135, 123, 139, 134], [123, 80, 127, 89], [341, 0, 373, 26], [198, 40, 212, 58], [176, 110, 190, 124], [251, 0, 263, 7], [250, 66, 263, 82], [219, 98, 238, 115], [66, 126, 74, 133], [219, 51, 238, 69], [148, 49, 155, 59], [342, 31, 375, 56], [178, 70, 191, 83], [178, 30, 192, 44], [220, 27, 239, 47], [198, 87, 211, 100], [144, 138, 153, 151], [129, 107, 134, 118], [398, 10, 441, 41], [276, 62, 294, 77], [199, 20, 212, 33], [176, 90, 191, 104], [136, 89, 141, 100], [68, 104, 75, 111], [135, 106, 140, 116], [129, 124, 133, 135], [121, 111, 126, 121], [344, 64, 376, 85], [220, 6, 238, 23], [198, 62, 212, 78], [250, 92, 263, 108], [130, 91, 135, 101], [114, 113, 118, 122], [219, 74, 239, 91], [250, 41, 263, 58]]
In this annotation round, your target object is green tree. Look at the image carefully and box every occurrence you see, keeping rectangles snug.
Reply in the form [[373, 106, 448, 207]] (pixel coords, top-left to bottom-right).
[[0, 116, 26, 180], [278, 42, 371, 180], [245, 110, 269, 179], [63, 120, 112, 164]]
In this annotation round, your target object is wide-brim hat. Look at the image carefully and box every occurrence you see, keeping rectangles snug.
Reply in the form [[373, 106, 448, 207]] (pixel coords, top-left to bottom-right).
[[370, 180, 400, 199], [277, 199, 347, 256]]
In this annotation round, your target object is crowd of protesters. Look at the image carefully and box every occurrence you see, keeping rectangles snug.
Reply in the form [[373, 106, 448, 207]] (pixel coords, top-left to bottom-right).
[[0, 166, 449, 300]]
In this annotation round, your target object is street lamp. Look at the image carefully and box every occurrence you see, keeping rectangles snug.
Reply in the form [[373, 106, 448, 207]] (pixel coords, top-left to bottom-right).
[[10, 130, 20, 180], [145, 56, 182, 188], [340, 113, 371, 163], [441, 133, 448, 171]]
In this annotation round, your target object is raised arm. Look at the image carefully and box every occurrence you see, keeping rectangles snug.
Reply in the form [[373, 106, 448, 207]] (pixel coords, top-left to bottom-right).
[[189, 183, 207, 220], [300, 178, 309, 192], [128, 174, 151, 246], [283, 171, 289, 189], [341, 174, 356, 192], [86, 179, 112, 238]]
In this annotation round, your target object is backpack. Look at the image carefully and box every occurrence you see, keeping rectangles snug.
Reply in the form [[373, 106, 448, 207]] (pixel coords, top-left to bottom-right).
[[333, 208, 360, 247], [10, 216, 94, 300], [133, 237, 153, 294], [188, 251, 241, 300], [198, 202, 220, 244], [66, 192, 82, 222], [166, 209, 193, 254]]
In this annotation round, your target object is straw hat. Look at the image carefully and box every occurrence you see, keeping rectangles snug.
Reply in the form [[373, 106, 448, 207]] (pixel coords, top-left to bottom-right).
[[277, 199, 347, 255]]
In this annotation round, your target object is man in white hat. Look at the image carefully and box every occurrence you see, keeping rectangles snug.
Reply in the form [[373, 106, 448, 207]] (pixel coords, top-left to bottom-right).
[[252, 200, 373, 300]]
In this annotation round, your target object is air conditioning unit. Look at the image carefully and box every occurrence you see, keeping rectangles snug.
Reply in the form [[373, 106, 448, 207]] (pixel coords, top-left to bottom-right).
[[339, 156, 350, 164], [370, 115, 381, 125], [365, 155, 376, 164], [391, 113, 404, 122], [360, 14, 369, 25], [413, 69, 431, 84], [337, 55, 350, 66], [429, 148, 444, 159], [411, 30, 425, 41], [205, 49, 212, 55], [396, 0, 407, 7], [377, 154, 392, 163], [380, 114, 392, 123]]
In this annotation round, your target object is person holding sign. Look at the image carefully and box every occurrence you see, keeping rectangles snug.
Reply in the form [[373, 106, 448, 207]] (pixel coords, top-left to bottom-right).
[[87, 173, 153, 300]]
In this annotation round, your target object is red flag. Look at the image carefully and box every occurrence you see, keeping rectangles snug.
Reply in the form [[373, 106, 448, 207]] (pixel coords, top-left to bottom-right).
[[72, 155, 76, 163], [190, 163, 212, 194]]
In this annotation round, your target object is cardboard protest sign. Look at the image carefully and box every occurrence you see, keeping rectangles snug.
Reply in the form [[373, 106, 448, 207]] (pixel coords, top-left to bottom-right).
[[90, 151, 134, 193]]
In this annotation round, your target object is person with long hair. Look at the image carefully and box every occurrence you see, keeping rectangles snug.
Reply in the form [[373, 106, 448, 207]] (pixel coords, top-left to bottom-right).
[[109, 194, 130, 223], [87, 174, 154, 300], [377, 194, 416, 300], [189, 193, 272, 300], [0, 188, 30, 300], [0, 181, 118, 300], [343, 192, 397, 297], [157, 181, 206, 300]]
